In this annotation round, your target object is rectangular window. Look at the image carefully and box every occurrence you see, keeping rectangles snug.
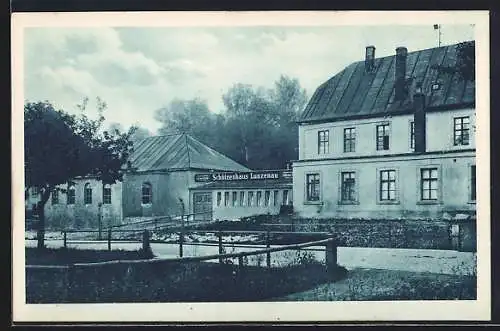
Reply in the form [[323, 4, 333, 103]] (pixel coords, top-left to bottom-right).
[[217, 192, 222, 206], [471, 165, 476, 201], [273, 190, 279, 206], [103, 185, 112, 204], [232, 191, 238, 207], [67, 185, 75, 205], [51, 189, 59, 205], [454, 116, 470, 146], [224, 192, 230, 206], [306, 173, 321, 202], [264, 190, 270, 206], [248, 191, 254, 207], [343, 128, 356, 152], [410, 121, 415, 150], [256, 191, 262, 206], [421, 168, 439, 201], [376, 123, 390, 150], [379, 170, 397, 201], [317, 130, 329, 154], [84, 184, 92, 205], [341, 172, 356, 202], [283, 190, 289, 205], [239, 191, 245, 206]]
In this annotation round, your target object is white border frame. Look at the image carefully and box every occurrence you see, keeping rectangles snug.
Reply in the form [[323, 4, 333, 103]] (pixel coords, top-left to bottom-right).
[[12, 10, 490, 322]]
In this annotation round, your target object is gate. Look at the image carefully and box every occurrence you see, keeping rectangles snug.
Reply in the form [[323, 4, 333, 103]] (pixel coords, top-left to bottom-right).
[[193, 192, 213, 221]]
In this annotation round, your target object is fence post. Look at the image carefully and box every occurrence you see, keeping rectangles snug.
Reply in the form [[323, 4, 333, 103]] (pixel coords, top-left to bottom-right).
[[142, 230, 151, 253], [107, 228, 112, 251], [63, 230, 67, 249], [179, 230, 184, 258], [218, 231, 223, 264], [325, 238, 338, 273], [266, 231, 271, 268], [238, 255, 244, 270]]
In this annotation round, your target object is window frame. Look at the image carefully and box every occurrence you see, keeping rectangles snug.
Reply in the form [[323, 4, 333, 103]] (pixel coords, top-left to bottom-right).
[[343, 127, 356, 153], [224, 192, 230, 207], [216, 192, 222, 207], [339, 170, 358, 205], [377, 168, 400, 205], [141, 182, 153, 205], [67, 183, 76, 205], [305, 172, 321, 204], [264, 190, 270, 206], [232, 191, 238, 207], [453, 116, 470, 146], [248, 191, 254, 207], [273, 190, 279, 207], [51, 188, 59, 205], [103, 183, 112, 205], [84, 183, 92, 205], [256, 191, 262, 206], [239, 191, 245, 207], [417, 165, 442, 204], [282, 189, 289, 206], [376, 122, 391, 151], [317, 129, 330, 155]]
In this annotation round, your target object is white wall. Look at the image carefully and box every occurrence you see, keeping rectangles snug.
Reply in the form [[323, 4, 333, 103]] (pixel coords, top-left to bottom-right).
[[292, 151, 476, 219], [299, 108, 475, 160]]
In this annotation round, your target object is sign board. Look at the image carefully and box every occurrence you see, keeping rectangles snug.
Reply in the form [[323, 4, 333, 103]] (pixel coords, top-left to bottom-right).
[[195, 170, 292, 183]]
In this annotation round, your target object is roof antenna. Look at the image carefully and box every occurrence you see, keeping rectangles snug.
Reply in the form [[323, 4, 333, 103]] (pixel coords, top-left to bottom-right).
[[433, 24, 442, 47]]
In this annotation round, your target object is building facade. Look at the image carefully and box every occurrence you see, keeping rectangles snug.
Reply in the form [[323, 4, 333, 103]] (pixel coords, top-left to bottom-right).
[[45, 178, 123, 229], [293, 42, 476, 219], [35, 133, 252, 229], [190, 170, 293, 221]]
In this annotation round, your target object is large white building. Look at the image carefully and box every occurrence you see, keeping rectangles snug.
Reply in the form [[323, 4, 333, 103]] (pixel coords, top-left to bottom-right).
[[293, 41, 476, 220]]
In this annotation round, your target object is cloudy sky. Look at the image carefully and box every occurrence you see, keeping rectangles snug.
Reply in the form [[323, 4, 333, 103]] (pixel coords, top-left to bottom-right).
[[23, 24, 474, 133]]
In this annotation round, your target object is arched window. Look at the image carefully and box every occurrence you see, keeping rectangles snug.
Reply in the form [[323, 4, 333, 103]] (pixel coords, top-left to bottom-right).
[[84, 183, 92, 205], [103, 184, 112, 204], [142, 182, 152, 205], [67, 184, 76, 205], [51, 188, 59, 205]]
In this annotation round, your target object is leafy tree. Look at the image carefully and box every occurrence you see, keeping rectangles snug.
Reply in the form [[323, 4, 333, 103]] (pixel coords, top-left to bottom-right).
[[154, 98, 220, 146], [154, 75, 308, 170], [24, 98, 136, 248], [431, 41, 475, 82]]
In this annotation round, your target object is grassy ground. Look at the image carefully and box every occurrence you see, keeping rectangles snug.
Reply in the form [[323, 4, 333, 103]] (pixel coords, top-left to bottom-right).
[[274, 268, 476, 301], [26, 247, 154, 265]]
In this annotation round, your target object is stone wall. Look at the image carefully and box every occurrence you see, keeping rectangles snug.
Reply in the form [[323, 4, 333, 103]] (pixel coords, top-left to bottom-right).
[[265, 217, 477, 252]]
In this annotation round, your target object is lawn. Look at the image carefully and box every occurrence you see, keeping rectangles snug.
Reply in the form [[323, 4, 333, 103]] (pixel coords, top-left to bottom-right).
[[26, 247, 154, 265], [274, 268, 476, 301]]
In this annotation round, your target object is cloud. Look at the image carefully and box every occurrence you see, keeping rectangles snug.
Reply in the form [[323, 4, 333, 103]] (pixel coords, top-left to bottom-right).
[[23, 25, 474, 134]]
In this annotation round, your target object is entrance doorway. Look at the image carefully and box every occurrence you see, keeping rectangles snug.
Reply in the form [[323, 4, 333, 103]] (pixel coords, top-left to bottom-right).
[[193, 192, 213, 221]]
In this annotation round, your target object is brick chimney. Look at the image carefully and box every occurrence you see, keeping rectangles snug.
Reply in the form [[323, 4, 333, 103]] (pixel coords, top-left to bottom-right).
[[394, 47, 408, 101], [413, 82, 426, 153], [365, 45, 376, 73]]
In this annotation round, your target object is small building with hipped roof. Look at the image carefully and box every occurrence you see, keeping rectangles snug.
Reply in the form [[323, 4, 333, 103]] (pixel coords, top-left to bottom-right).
[[41, 133, 251, 229]]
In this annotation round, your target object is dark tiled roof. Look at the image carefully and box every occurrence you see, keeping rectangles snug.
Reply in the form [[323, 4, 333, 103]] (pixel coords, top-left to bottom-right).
[[299, 41, 475, 123], [127, 133, 250, 172]]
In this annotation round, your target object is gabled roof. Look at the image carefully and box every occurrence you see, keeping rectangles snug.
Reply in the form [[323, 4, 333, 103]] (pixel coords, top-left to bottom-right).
[[299, 41, 475, 123], [127, 133, 250, 172]]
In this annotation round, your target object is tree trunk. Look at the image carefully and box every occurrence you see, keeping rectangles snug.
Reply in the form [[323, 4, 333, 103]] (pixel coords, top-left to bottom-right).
[[36, 187, 51, 249], [36, 201, 45, 249]]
